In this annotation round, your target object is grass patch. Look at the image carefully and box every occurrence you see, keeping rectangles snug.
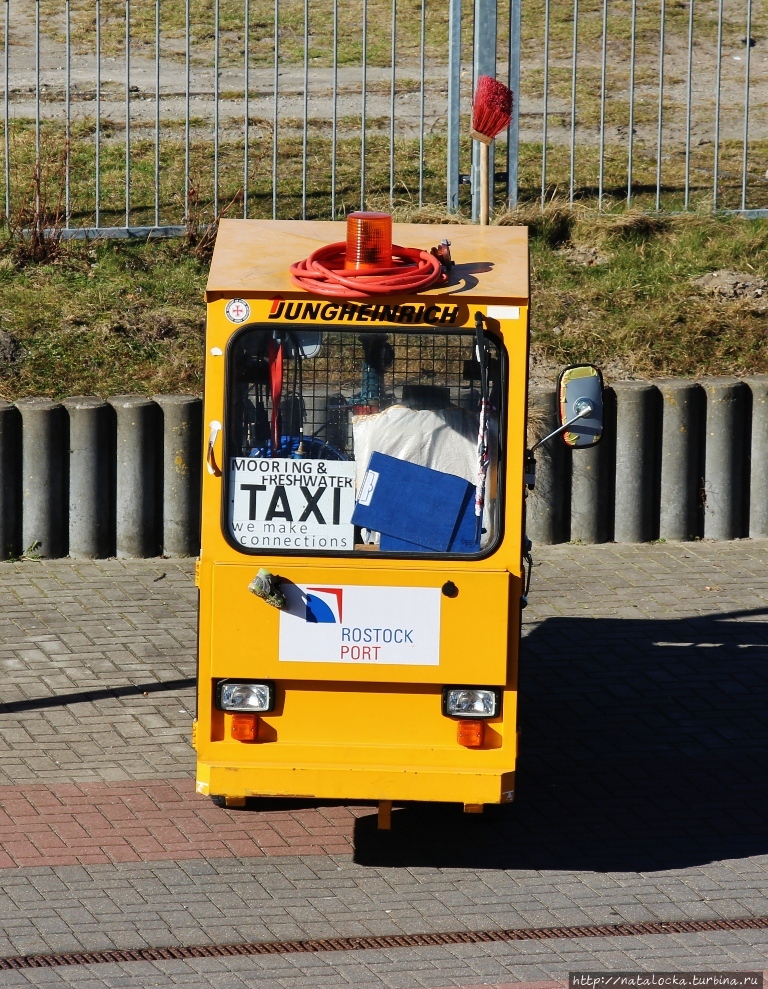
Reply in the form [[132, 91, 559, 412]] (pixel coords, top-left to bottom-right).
[[2, 207, 768, 400], [38, 0, 457, 68], [518, 203, 768, 379]]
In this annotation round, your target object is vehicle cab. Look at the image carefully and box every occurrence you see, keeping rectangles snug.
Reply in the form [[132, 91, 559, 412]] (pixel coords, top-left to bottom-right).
[[194, 218, 530, 817]]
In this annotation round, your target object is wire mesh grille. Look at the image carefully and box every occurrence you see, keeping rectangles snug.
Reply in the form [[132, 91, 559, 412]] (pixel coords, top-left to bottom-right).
[[228, 326, 498, 461]]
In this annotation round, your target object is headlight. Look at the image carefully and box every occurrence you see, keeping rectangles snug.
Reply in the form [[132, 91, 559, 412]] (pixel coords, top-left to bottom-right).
[[442, 686, 500, 719], [216, 680, 275, 713]]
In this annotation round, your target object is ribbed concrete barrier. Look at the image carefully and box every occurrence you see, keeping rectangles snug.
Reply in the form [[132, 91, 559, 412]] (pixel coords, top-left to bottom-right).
[[747, 375, 768, 538], [0, 401, 21, 560], [0, 378, 766, 558], [155, 395, 202, 558], [657, 379, 704, 542], [113, 395, 160, 559], [63, 397, 112, 559], [0, 395, 202, 560], [16, 398, 68, 560], [527, 376, 765, 545]]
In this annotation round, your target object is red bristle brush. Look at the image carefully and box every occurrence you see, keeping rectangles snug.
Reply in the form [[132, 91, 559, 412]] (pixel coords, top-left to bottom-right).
[[471, 75, 514, 226]]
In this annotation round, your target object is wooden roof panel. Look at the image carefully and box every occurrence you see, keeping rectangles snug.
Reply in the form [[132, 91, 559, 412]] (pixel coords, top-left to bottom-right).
[[206, 219, 529, 302]]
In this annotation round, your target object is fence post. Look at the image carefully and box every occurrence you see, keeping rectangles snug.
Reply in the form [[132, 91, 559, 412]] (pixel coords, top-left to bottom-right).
[[63, 396, 112, 559], [155, 394, 202, 557], [613, 381, 660, 543], [744, 375, 768, 538], [446, 0, 461, 212], [657, 378, 704, 541], [701, 377, 748, 540], [471, 0, 498, 221], [0, 400, 21, 560], [111, 395, 160, 558], [16, 398, 68, 559], [506, 0, 521, 208], [526, 384, 569, 544]]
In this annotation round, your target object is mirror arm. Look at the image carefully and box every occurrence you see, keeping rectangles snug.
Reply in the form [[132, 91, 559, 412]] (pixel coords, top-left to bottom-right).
[[529, 403, 593, 455]]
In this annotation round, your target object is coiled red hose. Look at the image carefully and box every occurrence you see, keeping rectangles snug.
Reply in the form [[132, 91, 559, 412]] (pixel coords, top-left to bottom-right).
[[289, 242, 447, 299]]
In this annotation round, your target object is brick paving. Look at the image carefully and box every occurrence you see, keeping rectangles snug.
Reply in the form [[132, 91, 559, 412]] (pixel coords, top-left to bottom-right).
[[0, 780, 360, 867], [0, 561, 196, 786], [0, 544, 767, 987]]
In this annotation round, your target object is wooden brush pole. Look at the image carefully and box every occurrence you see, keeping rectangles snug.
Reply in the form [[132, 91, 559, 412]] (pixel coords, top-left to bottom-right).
[[479, 140, 490, 225]]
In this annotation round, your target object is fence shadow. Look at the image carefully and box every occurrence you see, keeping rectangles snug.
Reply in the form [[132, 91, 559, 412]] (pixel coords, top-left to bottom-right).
[[353, 607, 768, 871]]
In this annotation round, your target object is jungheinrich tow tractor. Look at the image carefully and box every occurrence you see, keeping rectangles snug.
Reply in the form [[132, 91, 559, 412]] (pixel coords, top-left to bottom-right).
[[193, 214, 602, 824]]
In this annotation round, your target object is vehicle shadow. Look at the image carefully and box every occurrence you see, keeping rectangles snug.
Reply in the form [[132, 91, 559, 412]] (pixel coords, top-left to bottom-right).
[[353, 607, 768, 870]]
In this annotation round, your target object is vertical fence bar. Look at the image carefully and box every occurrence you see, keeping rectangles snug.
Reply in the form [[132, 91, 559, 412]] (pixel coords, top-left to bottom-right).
[[390, 0, 397, 207], [418, 0, 426, 206], [540, 0, 551, 208], [155, 0, 160, 227], [472, 0, 497, 220], [185, 0, 190, 221], [125, 0, 131, 228], [713, 0, 724, 208], [360, 0, 368, 209], [655, 0, 665, 210], [214, 0, 220, 217], [568, 0, 578, 206], [65, 0, 71, 228], [244, 0, 249, 218], [3, 0, 9, 224], [35, 0, 39, 164], [627, 0, 637, 202], [683, 0, 694, 208], [96, 0, 101, 227], [302, 0, 308, 219], [272, 0, 279, 218], [506, 0, 521, 209], [331, 0, 337, 217], [741, 0, 753, 211], [35, 0, 40, 222], [597, 0, 608, 209], [447, 0, 459, 211]]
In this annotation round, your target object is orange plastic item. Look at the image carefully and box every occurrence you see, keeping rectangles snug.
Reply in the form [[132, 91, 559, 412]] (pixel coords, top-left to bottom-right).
[[288, 211, 448, 298], [231, 713, 259, 742], [457, 720, 484, 748], [345, 211, 393, 270]]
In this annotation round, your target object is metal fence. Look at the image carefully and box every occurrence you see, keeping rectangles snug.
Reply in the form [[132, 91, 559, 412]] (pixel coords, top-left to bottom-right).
[[1, 0, 767, 237]]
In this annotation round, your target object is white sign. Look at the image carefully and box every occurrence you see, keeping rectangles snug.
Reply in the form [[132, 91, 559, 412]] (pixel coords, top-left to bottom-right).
[[225, 298, 251, 323], [229, 458, 356, 550], [486, 305, 520, 321], [279, 584, 441, 665]]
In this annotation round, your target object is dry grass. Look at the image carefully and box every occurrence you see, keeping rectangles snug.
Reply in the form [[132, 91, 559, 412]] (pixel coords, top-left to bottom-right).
[[2, 204, 768, 401], [519, 201, 768, 381]]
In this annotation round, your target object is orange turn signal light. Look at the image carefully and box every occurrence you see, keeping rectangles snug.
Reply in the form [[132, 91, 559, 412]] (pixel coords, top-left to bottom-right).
[[457, 720, 484, 748], [345, 211, 393, 270], [231, 713, 259, 742]]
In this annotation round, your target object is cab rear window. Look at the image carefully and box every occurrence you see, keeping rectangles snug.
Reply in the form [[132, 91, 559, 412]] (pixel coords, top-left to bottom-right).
[[225, 324, 504, 557]]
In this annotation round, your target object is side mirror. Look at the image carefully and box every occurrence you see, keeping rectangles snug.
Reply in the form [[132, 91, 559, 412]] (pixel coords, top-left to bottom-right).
[[557, 364, 604, 448]]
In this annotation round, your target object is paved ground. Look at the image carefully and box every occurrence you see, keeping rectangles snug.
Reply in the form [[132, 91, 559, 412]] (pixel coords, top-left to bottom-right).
[[1, 543, 768, 987]]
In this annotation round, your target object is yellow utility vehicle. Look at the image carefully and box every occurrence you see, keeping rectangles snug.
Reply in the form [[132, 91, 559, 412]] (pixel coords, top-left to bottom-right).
[[194, 216, 602, 823]]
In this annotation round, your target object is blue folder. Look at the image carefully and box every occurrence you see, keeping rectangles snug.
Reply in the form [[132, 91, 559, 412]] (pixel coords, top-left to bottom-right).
[[352, 452, 480, 553]]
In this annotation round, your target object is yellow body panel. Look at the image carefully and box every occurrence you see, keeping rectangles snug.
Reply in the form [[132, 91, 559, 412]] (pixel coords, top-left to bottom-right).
[[210, 564, 512, 684], [195, 220, 530, 807]]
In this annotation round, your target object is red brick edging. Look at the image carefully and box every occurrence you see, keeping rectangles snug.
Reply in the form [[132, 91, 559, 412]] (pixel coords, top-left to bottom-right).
[[0, 779, 362, 868]]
